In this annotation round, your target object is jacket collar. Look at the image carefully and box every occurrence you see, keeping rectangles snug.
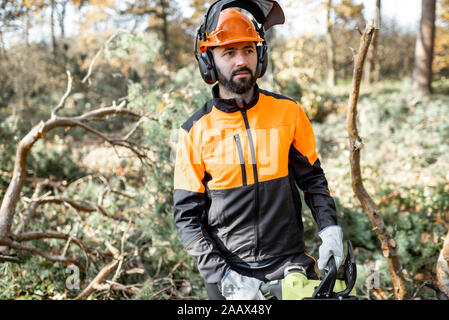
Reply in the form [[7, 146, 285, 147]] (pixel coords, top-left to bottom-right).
[[211, 83, 260, 113]]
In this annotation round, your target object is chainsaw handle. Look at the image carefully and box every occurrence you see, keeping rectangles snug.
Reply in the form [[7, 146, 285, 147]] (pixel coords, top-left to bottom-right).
[[335, 240, 357, 298], [312, 256, 337, 299]]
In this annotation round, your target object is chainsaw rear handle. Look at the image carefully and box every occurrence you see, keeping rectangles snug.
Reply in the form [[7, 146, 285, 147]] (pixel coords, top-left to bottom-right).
[[312, 256, 337, 299], [335, 240, 357, 298], [311, 240, 357, 299]]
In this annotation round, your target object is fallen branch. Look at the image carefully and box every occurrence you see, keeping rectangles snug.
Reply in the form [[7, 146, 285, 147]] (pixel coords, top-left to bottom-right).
[[32, 195, 129, 223], [14, 179, 50, 234], [0, 237, 85, 271], [74, 242, 120, 300], [0, 254, 22, 263], [0, 102, 144, 243], [346, 21, 409, 299], [371, 288, 390, 300], [13, 231, 90, 269]]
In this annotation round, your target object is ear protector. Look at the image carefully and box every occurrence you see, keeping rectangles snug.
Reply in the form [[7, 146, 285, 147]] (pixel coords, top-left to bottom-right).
[[194, 19, 268, 85]]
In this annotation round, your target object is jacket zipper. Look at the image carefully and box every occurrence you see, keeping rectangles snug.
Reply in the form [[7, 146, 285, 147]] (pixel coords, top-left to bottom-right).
[[240, 108, 260, 259], [233, 134, 247, 186]]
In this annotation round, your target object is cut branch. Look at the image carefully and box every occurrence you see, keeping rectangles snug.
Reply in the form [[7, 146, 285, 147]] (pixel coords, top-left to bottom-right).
[[73, 242, 121, 300], [346, 22, 409, 300]]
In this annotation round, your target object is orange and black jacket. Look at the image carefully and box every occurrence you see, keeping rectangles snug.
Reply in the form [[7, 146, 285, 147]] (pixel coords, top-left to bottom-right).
[[173, 84, 338, 283]]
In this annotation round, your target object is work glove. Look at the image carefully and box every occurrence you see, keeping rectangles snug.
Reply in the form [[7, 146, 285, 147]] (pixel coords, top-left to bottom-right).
[[221, 269, 265, 300], [317, 225, 344, 271]]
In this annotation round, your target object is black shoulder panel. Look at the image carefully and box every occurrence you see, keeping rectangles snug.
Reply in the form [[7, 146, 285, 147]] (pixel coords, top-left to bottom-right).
[[181, 100, 214, 133], [259, 89, 297, 104]]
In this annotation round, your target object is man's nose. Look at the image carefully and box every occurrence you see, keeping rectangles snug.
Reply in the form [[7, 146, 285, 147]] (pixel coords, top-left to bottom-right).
[[234, 50, 249, 67]]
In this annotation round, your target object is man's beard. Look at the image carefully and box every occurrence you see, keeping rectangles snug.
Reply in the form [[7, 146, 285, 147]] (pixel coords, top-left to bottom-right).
[[216, 66, 257, 95]]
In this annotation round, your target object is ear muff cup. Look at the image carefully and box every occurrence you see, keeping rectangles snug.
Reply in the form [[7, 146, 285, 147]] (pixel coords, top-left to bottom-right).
[[198, 44, 267, 84], [198, 50, 218, 84], [256, 44, 268, 78]]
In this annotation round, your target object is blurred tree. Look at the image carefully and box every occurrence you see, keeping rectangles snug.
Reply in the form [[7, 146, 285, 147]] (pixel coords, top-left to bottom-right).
[[323, 0, 364, 86], [120, 0, 182, 68], [434, 0, 449, 77], [326, 0, 336, 87], [413, 0, 436, 96], [364, 0, 381, 83], [188, 0, 209, 25]]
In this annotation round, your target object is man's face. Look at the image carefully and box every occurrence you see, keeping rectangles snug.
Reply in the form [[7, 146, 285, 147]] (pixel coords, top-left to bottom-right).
[[211, 41, 258, 95]]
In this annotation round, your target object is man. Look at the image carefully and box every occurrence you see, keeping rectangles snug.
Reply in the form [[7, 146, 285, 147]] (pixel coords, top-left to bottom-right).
[[173, 7, 343, 300]]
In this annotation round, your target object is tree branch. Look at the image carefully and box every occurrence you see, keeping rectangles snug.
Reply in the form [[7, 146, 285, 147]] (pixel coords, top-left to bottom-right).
[[0, 237, 85, 271], [82, 30, 130, 84], [73, 242, 120, 300], [0, 103, 144, 241], [346, 22, 409, 299], [51, 70, 72, 118]]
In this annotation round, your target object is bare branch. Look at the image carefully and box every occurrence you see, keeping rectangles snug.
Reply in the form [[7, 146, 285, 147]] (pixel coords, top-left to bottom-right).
[[14, 179, 49, 234], [0, 254, 22, 263], [33, 195, 129, 223], [74, 242, 120, 300], [82, 30, 130, 84], [346, 23, 409, 299], [0, 103, 144, 241], [51, 70, 73, 118], [2, 238, 85, 271]]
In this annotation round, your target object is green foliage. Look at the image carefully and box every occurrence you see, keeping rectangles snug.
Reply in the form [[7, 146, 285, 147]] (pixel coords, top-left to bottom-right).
[[105, 32, 161, 65]]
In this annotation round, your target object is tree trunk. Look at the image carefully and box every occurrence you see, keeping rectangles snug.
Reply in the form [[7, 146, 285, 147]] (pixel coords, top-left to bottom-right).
[[413, 0, 436, 96], [51, 0, 57, 59], [326, 0, 336, 87], [159, 0, 170, 66], [24, 13, 30, 48], [0, 28, 7, 59], [57, 0, 68, 40], [364, 0, 381, 83]]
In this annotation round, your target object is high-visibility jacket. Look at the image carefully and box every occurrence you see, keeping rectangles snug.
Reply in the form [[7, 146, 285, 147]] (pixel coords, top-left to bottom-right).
[[173, 84, 338, 283]]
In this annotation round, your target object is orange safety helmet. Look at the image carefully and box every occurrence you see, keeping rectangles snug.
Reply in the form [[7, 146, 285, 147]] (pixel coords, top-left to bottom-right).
[[199, 8, 264, 52]]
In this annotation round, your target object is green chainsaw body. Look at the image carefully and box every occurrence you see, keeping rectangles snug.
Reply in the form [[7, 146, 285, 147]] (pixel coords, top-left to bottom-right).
[[264, 272, 356, 300], [260, 241, 357, 300]]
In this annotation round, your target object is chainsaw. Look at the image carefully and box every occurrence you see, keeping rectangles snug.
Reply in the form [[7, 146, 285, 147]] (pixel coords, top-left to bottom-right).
[[260, 241, 357, 300]]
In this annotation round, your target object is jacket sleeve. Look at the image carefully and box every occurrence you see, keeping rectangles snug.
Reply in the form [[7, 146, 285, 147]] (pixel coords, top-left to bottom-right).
[[173, 127, 229, 283], [288, 104, 338, 231]]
